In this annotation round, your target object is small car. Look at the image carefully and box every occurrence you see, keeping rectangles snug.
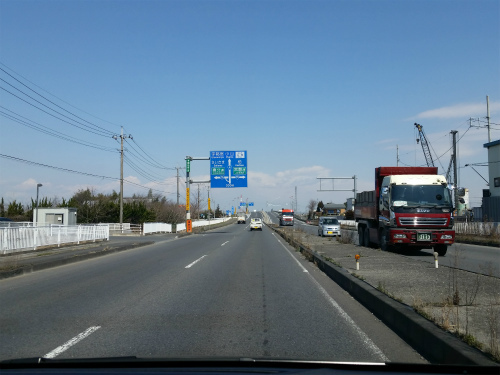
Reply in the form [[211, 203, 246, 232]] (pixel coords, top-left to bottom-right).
[[318, 216, 340, 237], [250, 218, 263, 231]]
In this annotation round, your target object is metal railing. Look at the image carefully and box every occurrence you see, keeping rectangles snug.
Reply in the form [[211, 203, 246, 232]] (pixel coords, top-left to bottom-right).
[[0, 224, 109, 255], [107, 223, 142, 235]]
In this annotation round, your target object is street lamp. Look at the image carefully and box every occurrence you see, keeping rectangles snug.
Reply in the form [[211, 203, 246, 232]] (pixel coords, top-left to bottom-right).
[[36, 183, 42, 226]]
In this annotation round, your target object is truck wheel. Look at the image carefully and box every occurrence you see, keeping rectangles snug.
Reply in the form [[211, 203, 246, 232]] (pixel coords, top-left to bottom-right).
[[434, 244, 447, 256], [358, 227, 364, 246], [379, 229, 391, 251], [363, 227, 370, 247]]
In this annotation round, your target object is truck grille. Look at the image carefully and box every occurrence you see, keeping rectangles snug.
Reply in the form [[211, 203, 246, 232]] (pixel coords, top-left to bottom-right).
[[399, 217, 448, 226]]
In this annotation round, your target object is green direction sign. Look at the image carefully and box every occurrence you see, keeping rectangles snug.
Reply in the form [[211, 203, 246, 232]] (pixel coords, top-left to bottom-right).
[[211, 167, 225, 175], [233, 167, 246, 175]]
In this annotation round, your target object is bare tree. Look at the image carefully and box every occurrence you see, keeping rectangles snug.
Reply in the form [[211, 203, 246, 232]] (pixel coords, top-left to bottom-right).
[[307, 199, 317, 219]]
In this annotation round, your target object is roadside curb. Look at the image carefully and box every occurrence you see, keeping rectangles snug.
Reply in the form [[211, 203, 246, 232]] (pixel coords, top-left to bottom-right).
[[0, 241, 155, 280], [269, 225, 496, 366]]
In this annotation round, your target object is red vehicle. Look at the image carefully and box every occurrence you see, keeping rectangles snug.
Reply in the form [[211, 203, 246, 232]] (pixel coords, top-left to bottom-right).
[[279, 209, 294, 226], [355, 167, 455, 256]]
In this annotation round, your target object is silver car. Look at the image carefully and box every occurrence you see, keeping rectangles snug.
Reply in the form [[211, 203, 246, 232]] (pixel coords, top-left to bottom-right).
[[318, 217, 341, 237]]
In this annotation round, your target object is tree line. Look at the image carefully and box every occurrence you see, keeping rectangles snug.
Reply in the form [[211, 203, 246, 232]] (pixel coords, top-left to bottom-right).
[[0, 188, 224, 224]]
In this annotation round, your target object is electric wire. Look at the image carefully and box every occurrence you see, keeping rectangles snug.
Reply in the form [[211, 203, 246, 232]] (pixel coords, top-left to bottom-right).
[[0, 86, 112, 137], [129, 138, 175, 169], [0, 67, 115, 136], [123, 155, 176, 186], [0, 81, 112, 137], [0, 61, 123, 129], [0, 107, 116, 153], [0, 153, 172, 194], [124, 139, 174, 170]]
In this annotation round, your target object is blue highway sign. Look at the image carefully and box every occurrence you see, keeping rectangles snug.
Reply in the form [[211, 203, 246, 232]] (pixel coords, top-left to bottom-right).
[[210, 151, 247, 188]]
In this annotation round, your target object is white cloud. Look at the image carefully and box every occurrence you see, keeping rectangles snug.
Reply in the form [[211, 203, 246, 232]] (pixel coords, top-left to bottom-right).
[[414, 101, 500, 120]]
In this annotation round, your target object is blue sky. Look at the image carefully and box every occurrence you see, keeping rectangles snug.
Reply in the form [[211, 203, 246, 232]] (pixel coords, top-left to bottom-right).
[[1, 0, 499, 213]]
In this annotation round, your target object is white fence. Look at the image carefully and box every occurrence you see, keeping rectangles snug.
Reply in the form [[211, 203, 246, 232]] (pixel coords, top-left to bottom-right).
[[0, 224, 109, 255], [108, 223, 142, 234], [143, 223, 172, 235], [454, 222, 499, 236], [192, 217, 232, 228], [143, 218, 232, 235]]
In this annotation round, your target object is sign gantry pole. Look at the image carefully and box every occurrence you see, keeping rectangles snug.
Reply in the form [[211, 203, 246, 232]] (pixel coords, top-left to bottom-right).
[[186, 156, 192, 233]]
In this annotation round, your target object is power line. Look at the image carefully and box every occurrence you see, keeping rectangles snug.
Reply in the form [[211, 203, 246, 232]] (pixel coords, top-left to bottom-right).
[[124, 139, 174, 170], [0, 107, 116, 153], [0, 153, 172, 195], [129, 138, 175, 169], [0, 86, 112, 137], [0, 61, 123, 130], [123, 155, 176, 185], [0, 82, 112, 137], [0, 67, 115, 136]]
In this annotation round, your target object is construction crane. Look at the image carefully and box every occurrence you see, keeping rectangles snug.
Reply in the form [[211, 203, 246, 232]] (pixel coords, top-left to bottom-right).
[[414, 123, 435, 167]]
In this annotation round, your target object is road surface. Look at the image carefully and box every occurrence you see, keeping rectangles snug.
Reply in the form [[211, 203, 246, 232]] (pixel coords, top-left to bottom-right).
[[0, 212, 424, 363]]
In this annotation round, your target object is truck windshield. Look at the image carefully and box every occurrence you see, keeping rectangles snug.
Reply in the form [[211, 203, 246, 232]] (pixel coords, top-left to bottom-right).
[[391, 185, 452, 207], [282, 212, 293, 216]]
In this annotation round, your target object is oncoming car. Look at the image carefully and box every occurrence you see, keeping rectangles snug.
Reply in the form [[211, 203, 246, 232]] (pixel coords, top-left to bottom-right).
[[250, 218, 263, 231], [318, 217, 340, 237]]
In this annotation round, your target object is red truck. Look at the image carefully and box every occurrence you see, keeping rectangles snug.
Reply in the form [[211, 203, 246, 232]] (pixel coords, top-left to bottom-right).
[[355, 167, 455, 256], [279, 209, 294, 226]]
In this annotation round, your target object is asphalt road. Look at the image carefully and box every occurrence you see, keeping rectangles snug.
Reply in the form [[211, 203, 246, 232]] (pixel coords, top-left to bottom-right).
[[0, 212, 425, 363], [280, 213, 500, 277]]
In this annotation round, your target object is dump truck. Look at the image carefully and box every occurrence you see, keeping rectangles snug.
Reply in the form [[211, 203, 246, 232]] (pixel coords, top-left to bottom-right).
[[354, 167, 455, 256]]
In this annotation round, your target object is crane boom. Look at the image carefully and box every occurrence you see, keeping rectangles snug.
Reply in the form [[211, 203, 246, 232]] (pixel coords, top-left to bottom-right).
[[414, 123, 435, 167]]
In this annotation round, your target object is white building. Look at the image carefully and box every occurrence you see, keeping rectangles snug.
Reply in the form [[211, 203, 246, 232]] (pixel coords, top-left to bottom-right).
[[33, 207, 78, 226], [482, 139, 500, 221]]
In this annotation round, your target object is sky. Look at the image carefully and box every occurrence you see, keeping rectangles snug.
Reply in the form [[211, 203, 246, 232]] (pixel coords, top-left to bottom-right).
[[0, 0, 499, 214]]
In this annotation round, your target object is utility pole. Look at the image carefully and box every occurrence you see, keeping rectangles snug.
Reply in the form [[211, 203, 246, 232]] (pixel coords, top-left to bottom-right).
[[451, 130, 458, 211], [487, 95, 491, 142], [113, 127, 132, 230], [396, 145, 399, 166], [175, 167, 185, 206], [295, 186, 297, 212]]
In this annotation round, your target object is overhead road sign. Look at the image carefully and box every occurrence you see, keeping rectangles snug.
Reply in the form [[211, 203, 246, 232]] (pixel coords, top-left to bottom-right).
[[210, 151, 247, 188], [249, 202, 254, 206]]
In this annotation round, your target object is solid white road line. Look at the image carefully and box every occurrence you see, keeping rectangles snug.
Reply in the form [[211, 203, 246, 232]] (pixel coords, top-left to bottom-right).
[[272, 233, 308, 273], [43, 326, 101, 359], [271, 233, 388, 362], [185, 255, 207, 268]]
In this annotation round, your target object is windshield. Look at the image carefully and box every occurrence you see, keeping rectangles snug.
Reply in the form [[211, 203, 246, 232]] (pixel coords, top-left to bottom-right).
[[323, 218, 339, 225], [391, 185, 452, 207], [0, 0, 498, 368]]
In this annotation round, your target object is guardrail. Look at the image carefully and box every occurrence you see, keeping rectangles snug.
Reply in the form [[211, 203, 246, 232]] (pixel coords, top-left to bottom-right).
[[0, 224, 109, 255]]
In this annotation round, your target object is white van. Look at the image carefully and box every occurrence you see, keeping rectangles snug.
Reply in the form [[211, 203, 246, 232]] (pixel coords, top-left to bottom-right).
[[318, 216, 340, 237]]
